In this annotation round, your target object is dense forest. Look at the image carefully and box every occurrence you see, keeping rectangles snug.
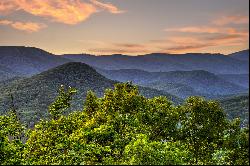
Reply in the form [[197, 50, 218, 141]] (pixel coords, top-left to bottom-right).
[[0, 83, 248, 165]]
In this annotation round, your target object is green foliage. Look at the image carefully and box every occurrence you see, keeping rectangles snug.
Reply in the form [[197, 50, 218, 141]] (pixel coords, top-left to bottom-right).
[[219, 94, 249, 127], [178, 97, 228, 164], [0, 83, 249, 165], [123, 134, 190, 165], [48, 85, 77, 119], [83, 91, 100, 118], [221, 119, 249, 165], [0, 111, 25, 165]]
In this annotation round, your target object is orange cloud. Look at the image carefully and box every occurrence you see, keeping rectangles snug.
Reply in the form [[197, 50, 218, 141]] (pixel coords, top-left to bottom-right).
[[164, 44, 215, 54], [0, 1, 17, 14], [0, 19, 13, 25], [89, 48, 149, 55], [165, 26, 249, 36], [0, 19, 47, 32], [163, 14, 249, 54], [209, 35, 248, 48], [88, 42, 149, 55], [165, 26, 220, 34], [156, 36, 211, 53], [0, 0, 124, 25], [15, 0, 97, 25], [161, 31, 248, 54], [114, 43, 146, 49], [213, 15, 249, 26], [167, 36, 202, 44], [11, 21, 47, 33], [86, 27, 248, 55]]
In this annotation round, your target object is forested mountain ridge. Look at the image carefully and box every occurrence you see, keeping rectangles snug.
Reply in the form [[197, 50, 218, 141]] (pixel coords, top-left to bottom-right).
[[0, 62, 181, 126]]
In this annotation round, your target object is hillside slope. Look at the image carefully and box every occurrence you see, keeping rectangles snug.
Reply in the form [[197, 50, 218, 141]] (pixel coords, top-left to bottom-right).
[[0, 62, 181, 126], [0, 65, 22, 82]]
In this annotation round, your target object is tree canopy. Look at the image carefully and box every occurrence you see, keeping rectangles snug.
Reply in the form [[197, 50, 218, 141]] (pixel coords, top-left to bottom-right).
[[0, 83, 249, 165]]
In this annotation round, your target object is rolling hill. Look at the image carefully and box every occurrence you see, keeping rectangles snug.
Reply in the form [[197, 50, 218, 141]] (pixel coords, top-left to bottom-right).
[[0, 62, 181, 127], [144, 82, 207, 99], [97, 69, 247, 98]]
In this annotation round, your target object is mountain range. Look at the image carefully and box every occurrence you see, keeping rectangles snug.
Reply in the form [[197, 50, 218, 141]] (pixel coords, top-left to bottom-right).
[[0, 46, 248, 126], [0, 46, 248, 78], [63, 50, 249, 74]]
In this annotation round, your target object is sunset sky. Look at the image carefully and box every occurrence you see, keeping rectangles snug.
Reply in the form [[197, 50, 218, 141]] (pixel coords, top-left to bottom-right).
[[0, 0, 249, 55]]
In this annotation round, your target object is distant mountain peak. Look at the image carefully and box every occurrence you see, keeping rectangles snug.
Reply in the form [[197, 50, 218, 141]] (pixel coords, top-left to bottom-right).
[[36, 62, 105, 80], [0, 46, 71, 76]]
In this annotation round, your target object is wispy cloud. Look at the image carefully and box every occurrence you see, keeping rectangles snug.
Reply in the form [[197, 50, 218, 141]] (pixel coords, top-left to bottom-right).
[[89, 48, 149, 55], [88, 42, 149, 55], [164, 44, 215, 54], [86, 24, 249, 55], [0, 20, 13, 25], [0, 0, 124, 25], [207, 34, 248, 44], [160, 34, 246, 54], [212, 15, 249, 26], [165, 26, 249, 36], [113, 43, 146, 49], [165, 26, 220, 34], [0, 19, 47, 32], [160, 33, 248, 54], [90, 0, 125, 14], [162, 14, 249, 53]]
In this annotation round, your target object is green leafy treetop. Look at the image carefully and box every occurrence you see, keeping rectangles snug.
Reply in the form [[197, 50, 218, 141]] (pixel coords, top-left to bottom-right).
[[48, 85, 77, 120]]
